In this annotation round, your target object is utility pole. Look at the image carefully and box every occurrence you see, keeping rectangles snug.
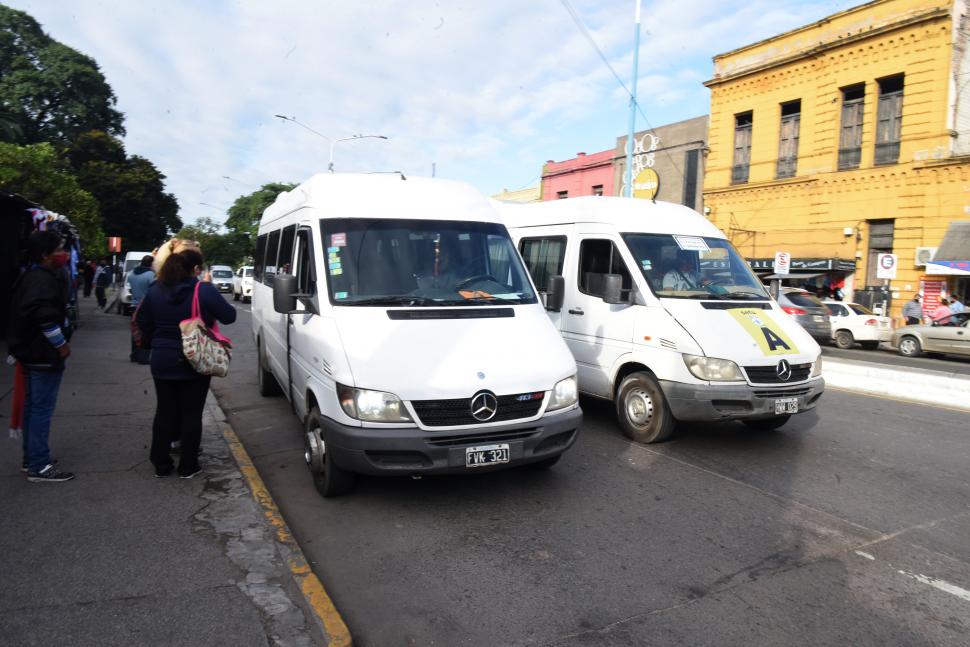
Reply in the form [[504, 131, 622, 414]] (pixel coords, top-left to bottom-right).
[[624, 0, 642, 198]]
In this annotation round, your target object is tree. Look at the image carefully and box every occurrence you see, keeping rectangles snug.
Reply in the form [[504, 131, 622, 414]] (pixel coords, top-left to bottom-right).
[[0, 141, 104, 254], [0, 6, 124, 145], [69, 131, 182, 250], [225, 182, 296, 240], [177, 216, 251, 268]]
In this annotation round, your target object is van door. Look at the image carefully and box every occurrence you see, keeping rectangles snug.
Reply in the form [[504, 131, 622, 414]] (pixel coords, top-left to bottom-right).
[[287, 224, 320, 420], [265, 224, 297, 393], [563, 235, 637, 398], [518, 231, 570, 332]]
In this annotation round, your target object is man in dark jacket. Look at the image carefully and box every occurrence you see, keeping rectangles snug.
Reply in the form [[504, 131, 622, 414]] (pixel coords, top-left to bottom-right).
[[127, 255, 155, 363], [8, 231, 76, 482], [94, 258, 111, 308]]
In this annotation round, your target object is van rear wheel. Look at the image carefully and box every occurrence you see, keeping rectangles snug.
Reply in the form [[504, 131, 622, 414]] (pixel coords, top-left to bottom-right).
[[305, 406, 355, 498], [257, 339, 282, 397], [616, 372, 676, 443]]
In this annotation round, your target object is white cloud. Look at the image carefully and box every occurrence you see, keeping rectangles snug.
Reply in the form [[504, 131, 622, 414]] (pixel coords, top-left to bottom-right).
[[8, 0, 851, 226]]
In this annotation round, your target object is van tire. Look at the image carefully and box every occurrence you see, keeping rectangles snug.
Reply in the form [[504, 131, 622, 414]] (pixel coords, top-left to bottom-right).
[[743, 415, 791, 431], [257, 339, 282, 397], [306, 407, 355, 498], [615, 372, 676, 444], [527, 454, 561, 470], [834, 330, 854, 349]]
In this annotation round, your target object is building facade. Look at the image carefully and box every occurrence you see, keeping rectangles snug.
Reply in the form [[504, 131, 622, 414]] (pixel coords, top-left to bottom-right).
[[491, 185, 541, 203], [540, 149, 615, 200], [613, 115, 709, 211], [703, 0, 970, 319]]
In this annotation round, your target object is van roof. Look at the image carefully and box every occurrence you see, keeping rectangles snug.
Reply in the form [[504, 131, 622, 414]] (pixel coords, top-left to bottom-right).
[[493, 196, 726, 239], [261, 173, 501, 226]]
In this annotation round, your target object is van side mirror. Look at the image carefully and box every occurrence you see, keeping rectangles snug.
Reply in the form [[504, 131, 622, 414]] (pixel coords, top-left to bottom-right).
[[273, 274, 297, 313], [545, 275, 565, 312], [602, 274, 624, 304]]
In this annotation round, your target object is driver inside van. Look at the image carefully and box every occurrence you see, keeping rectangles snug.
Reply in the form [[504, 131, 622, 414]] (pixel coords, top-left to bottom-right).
[[662, 253, 710, 291]]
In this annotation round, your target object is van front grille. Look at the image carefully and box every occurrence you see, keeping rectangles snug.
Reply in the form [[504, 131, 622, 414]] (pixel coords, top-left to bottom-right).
[[411, 393, 544, 427], [744, 364, 811, 384]]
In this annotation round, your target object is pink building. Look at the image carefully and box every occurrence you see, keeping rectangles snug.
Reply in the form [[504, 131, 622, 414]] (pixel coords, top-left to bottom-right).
[[540, 149, 615, 200]]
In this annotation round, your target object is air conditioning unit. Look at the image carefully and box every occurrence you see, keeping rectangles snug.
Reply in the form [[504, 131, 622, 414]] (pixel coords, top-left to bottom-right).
[[914, 246, 937, 267]]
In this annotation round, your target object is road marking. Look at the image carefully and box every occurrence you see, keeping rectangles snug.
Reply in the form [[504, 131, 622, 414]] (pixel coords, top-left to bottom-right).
[[221, 422, 353, 646], [854, 550, 875, 560], [898, 570, 970, 603]]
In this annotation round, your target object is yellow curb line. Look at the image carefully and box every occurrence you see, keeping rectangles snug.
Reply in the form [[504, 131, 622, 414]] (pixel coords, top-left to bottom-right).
[[221, 424, 353, 647]]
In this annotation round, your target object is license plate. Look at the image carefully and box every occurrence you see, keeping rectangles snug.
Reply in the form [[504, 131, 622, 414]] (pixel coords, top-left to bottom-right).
[[465, 443, 510, 468], [813, 315, 824, 322], [774, 398, 799, 414]]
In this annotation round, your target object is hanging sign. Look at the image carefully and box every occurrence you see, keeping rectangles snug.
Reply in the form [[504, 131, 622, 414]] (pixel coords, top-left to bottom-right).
[[633, 168, 660, 200]]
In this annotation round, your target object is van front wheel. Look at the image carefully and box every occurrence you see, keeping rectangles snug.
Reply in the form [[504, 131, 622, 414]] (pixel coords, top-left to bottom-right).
[[305, 407, 355, 498], [616, 372, 676, 443]]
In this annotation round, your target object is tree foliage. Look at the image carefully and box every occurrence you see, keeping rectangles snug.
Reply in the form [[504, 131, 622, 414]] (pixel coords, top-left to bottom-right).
[[225, 182, 296, 240], [68, 130, 182, 251], [177, 216, 251, 268], [0, 6, 124, 145], [0, 141, 104, 254]]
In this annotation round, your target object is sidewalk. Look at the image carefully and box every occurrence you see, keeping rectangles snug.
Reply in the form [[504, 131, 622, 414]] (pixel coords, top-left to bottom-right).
[[0, 295, 326, 646]]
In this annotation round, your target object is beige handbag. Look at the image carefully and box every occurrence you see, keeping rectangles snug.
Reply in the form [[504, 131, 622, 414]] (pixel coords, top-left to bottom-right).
[[179, 282, 232, 377]]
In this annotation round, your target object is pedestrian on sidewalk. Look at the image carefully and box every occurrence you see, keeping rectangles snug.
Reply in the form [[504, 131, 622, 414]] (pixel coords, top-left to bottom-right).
[[94, 258, 111, 308], [136, 247, 236, 479], [128, 254, 155, 364], [902, 294, 922, 326], [81, 259, 95, 297], [8, 230, 76, 482], [932, 298, 952, 325]]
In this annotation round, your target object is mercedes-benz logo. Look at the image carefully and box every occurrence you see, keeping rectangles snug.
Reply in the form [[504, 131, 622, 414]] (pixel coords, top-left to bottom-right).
[[776, 359, 792, 382], [470, 391, 498, 422]]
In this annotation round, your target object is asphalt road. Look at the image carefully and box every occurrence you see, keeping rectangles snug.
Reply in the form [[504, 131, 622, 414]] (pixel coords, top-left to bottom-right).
[[214, 303, 970, 646], [821, 343, 970, 375]]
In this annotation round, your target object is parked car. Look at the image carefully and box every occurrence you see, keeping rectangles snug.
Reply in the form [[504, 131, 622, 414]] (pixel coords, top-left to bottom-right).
[[118, 250, 152, 315], [209, 265, 234, 293], [822, 300, 893, 349], [777, 288, 831, 343], [891, 311, 970, 357], [233, 265, 254, 303]]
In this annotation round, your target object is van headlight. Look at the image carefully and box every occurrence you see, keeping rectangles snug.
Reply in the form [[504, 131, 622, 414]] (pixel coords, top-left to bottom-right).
[[811, 356, 822, 377], [682, 354, 743, 381], [547, 375, 578, 411], [337, 384, 412, 422]]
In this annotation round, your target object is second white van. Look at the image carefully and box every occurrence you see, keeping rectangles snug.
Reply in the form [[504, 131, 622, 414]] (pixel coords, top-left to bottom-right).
[[500, 196, 824, 443], [251, 174, 582, 497]]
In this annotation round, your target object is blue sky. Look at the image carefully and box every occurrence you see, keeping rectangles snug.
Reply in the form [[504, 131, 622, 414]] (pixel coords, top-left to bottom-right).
[[10, 0, 859, 226]]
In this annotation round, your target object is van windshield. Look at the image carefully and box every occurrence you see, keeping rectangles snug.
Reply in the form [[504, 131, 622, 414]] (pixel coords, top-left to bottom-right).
[[320, 218, 538, 306], [622, 233, 769, 300]]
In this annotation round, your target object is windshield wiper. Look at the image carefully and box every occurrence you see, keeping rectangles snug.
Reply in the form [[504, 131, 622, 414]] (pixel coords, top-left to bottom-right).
[[341, 296, 441, 306], [715, 291, 769, 300], [449, 296, 521, 305]]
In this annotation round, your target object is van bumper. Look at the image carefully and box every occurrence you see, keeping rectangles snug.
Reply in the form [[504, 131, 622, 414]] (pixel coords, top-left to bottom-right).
[[660, 378, 825, 422], [319, 407, 583, 476]]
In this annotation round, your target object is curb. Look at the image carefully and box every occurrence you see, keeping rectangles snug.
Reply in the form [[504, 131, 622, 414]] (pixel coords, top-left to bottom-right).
[[823, 358, 970, 412], [212, 403, 353, 647]]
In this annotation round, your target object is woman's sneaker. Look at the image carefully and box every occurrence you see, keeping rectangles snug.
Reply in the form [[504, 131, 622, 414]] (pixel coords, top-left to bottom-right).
[[179, 467, 202, 479], [27, 464, 75, 482], [21, 458, 57, 473]]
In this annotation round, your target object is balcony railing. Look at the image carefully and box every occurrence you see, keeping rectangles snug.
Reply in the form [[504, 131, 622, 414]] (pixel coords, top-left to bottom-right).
[[874, 141, 900, 165], [776, 157, 797, 179], [838, 147, 861, 170], [731, 164, 750, 184]]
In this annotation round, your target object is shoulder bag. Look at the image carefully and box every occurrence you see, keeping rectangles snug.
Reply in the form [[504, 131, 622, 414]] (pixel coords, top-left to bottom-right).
[[180, 282, 232, 377]]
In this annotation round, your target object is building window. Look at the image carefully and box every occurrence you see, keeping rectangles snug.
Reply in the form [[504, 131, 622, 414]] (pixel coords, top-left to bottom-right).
[[683, 149, 699, 209], [875, 75, 903, 165], [838, 84, 865, 170], [592, 185, 603, 196], [557, 190, 568, 199], [732, 112, 752, 184], [865, 219, 894, 286], [776, 100, 800, 178]]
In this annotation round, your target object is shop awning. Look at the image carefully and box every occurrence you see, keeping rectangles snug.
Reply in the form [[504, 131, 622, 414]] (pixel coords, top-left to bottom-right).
[[926, 221, 970, 275]]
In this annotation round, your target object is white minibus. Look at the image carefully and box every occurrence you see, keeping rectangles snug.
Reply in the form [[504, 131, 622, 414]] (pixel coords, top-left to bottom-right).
[[251, 174, 582, 497], [499, 196, 824, 443]]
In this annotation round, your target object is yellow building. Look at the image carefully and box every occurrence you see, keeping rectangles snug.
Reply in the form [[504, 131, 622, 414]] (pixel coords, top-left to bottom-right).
[[491, 185, 541, 203], [703, 0, 970, 321]]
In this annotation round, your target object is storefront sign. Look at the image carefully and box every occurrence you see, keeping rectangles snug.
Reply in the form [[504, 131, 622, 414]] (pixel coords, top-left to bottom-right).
[[633, 168, 660, 200], [876, 253, 898, 279], [622, 132, 662, 196], [748, 258, 857, 272]]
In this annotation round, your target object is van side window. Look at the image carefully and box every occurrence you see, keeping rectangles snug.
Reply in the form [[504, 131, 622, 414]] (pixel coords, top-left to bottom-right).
[[278, 225, 296, 275], [578, 239, 632, 297], [519, 236, 566, 292], [265, 229, 281, 286], [295, 228, 315, 296], [255, 234, 267, 283]]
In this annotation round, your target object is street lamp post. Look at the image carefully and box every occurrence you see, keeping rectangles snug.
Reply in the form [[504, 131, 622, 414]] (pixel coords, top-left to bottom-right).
[[328, 134, 388, 173]]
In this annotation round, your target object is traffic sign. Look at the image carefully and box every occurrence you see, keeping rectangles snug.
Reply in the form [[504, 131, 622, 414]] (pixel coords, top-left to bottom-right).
[[876, 253, 898, 279], [773, 251, 791, 275], [107, 237, 122, 253]]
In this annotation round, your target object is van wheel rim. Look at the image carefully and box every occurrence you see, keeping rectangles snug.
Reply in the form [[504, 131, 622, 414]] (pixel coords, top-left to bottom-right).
[[626, 388, 654, 426], [305, 427, 325, 472]]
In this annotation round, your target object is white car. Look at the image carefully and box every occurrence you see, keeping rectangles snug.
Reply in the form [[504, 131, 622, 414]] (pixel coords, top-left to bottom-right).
[[233, 266, 254, 303], [209, 265, 235, 294], [822, 300, 893, 349]]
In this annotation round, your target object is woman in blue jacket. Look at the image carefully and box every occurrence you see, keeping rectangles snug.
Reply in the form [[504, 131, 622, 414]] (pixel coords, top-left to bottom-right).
[[136, 247, 236, 478]]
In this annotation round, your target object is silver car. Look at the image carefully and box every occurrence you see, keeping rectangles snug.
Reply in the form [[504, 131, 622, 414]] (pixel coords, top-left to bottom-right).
[[892, 311, 970, 357], [777, 288, 832, 343]]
